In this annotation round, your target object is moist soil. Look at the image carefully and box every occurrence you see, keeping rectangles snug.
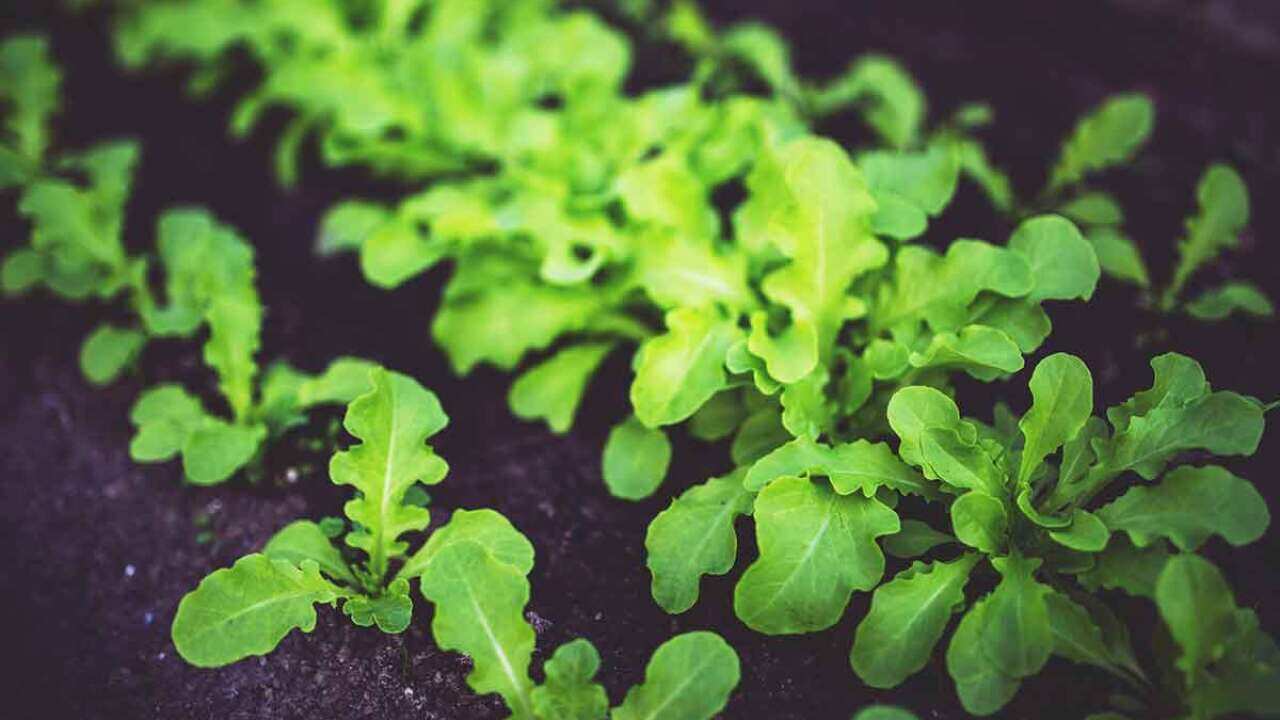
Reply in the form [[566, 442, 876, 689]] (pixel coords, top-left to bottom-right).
[[2, 1, 1279, 718]]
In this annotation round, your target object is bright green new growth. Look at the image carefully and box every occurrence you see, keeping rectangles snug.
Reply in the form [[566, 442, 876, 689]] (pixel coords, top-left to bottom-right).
[[122, 209, 380, 484], [172, 368, 532, 663], [847, 351, 1274, 718]]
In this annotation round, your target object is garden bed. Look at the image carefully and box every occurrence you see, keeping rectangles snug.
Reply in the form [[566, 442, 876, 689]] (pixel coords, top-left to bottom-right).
[[2, 1, 1279, 718]]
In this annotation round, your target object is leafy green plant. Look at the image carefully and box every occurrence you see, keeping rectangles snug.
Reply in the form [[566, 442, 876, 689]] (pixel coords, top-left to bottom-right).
[[174, 365, 741, 718], [112, 0, 633, 185], [1040, 94, 1273, 320], [838, 352, 1275, 718]]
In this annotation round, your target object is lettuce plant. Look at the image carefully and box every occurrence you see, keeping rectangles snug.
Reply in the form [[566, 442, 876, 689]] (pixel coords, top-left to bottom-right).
[[1038, 94, 1273, 320], [174, 366, 741, 718], [112, 0, 633, 185], [836, 352, 1276, 718]]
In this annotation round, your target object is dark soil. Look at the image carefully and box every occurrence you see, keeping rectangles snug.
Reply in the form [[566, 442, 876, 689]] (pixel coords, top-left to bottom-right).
[[2, 1, 1279, 719]]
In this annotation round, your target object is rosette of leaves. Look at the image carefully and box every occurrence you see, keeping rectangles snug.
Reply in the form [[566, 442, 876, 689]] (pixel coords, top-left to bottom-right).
[[172, 367, 464, 663], [174, 369, 742, 717], [113, 0, 632, 184], [104, 209, 377, 485], [842, 352, 1275, 718], [1037, 94, 1272, 321]]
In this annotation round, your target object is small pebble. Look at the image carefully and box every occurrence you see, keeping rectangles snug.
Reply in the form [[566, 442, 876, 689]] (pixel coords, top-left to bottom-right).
[[143, 611, 154, 626], [124, 564, 136, 578]]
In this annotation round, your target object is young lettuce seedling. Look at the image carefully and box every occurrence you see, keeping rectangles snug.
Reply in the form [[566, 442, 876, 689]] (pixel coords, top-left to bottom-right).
[[842, 352, 1276, 718], [173, 367, 741, 718], [113, 209, 378, 485], [1042, 94, 1273, 321]]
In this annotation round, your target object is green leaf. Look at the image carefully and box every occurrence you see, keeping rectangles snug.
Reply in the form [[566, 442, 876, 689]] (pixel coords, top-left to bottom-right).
[[734, 477, 899, 634], [1007, 215, 1100, 303], [316, 200, 391, 255], [602, 416, 672, 501], [744, 137, 886, 383], [1075, 536, 1170, 599], [0, 35, 61, 162], [730, 405, 790, 465], [1097, 465, 1268, 551], [1059, 192, 1124, 226], [509, 342, 613, 433], [688, 391, 747, 442], [181, 419, 266, 485], [171, 554, 344, 668], [919, 427, 1003, 496], [612, 631, 740, 720], [145, 207, 254, 338], [202, 291, 262, 422], [399, 508, 534, 581], [947, 598, 1021, 716], [907, 325, 1024, 381], [263, 519, 356, 586], [851, 707, 919, 720], [811, 54, 925, 149], [1047, 509, 1110, 552], [950, 492, 1008, 553], [432, 250, 605, 373], [79, 324, 145, 386], [886, 386, 963, 468], [330, 368, 448, 582], [1186, 281, 1274, 321], [646, 472, 753, 614], [343, 577, 413, 633], [531, 639, 609, 720], [882, 519, 955, 559], [419, 541, 535, 718], [1044, 592, 1122, 675], [631, 306, 739, 427], [861, 144, 960, 238], [129, 385, 207, 462], [1049, 93, 1154, 191], [1086, 227, 1150, 288], [851, 554, 979, 688], [744, 437, 933, 498], [1, 248, 43, 293], [1165, 164, 1250, 307], [1018, 352, 1094, 483], [982, 555, 1053, 678], [1156, 554, 1239, 682]]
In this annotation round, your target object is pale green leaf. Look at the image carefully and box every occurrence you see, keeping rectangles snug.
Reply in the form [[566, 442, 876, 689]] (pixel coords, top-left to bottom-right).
[[399, 508, 534, 581], [1007, 215, 1100, 303], [982, 555, 1053, 678], [744, 437, 933, 498], [263, 519, 356, 586], [1166, 164, 1250, 307], [1087, 227, 1149, 287], [330, 369, 448, 582], [947, 598, 1021, 716], [1018, 352, 1093, 483], [603, 416, 672, 501], [531, 639, 608, 720], [79, 324, 145, 386], [1047, 509, 1110, 552], [612, 631, 740, 720], [908, 325, 1024, 381], [851, 554, 979, 688], [1049, 93, 1153, 191], [646, 472, 753, 614], [950, 492, 1008, 553], [182, 419, 266, 485], [1097, 465, 1268, 551], [171, 554, 343, 668], [510, 342, 613, 433], [419, 541, 535, 718], [734, 477, 898, 634], [631, 306, 739, 427], [1186, 281, 1274, 321]]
